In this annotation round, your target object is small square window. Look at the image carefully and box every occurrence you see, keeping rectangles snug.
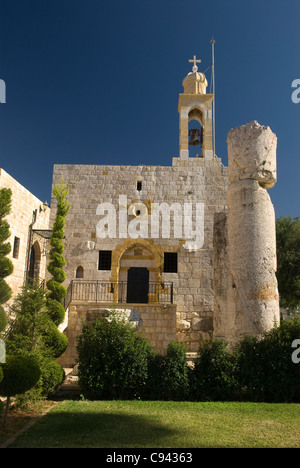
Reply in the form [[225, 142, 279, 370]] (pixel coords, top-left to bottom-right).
[[13, 237, 20, 259], [163, 252, 178, 273], [98, 250, 112, 270]]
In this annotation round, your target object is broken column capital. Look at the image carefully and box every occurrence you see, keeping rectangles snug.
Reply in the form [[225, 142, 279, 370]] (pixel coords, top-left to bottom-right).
[[227, 120, 277, 189]]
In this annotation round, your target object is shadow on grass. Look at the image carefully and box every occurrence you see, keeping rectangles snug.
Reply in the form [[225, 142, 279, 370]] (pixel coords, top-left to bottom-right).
[[8, 410, 179, 448]]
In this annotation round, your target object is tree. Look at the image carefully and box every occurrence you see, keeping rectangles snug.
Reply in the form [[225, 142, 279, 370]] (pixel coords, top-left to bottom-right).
[[5, 283, 67, 401], [0, 355, 40, 426], [276, 216, 300, 312], [0, 188, 14, 334], [46, 180, 70, 326]]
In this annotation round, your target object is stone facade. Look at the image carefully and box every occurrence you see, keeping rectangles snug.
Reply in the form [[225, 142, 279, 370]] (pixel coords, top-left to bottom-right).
[[51, 156, 228, 366], [48, 63, 279, 367], [0, 168, 51, 305]]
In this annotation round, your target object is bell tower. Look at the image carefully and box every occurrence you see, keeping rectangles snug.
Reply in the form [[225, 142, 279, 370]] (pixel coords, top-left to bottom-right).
[[178, 55, 214, 160]]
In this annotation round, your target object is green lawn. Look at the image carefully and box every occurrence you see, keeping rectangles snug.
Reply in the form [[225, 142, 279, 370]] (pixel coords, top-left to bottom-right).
[[5, 400, 300, 448]]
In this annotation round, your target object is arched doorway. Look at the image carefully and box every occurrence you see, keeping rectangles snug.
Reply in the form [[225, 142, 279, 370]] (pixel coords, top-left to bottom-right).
[[28, 241, 41, 283], [127, 267, 149, 303], [118, 243, 159, 304]]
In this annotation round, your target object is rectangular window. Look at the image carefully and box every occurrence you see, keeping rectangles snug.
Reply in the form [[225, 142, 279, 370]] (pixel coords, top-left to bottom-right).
[[13, 236, 20, 259], [98, 250, 112, 270], [163, 252, 178, 273], [137, 181, 142, 191]]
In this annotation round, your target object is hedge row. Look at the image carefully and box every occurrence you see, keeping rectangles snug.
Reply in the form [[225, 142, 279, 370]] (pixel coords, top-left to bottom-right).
[[77, 316, 300, 403]]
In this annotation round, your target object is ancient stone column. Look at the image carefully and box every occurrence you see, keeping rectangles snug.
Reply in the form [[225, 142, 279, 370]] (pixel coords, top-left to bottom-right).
[[226, 121, 280, 344]]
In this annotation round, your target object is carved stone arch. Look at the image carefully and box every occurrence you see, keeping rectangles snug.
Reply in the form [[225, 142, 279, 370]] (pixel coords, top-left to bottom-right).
[[186, 101, 208, 120], [188, 106, 204, 126], [110, 239, 164, 303]]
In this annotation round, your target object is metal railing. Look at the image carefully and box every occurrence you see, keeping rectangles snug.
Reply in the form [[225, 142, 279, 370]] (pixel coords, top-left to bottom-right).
[[24, 274, 45, 290], [64, 280, 173, 309]]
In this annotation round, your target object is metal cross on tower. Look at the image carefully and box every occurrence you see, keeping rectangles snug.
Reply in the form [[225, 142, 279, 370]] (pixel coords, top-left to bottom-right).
[[189, 55, 201, 72]]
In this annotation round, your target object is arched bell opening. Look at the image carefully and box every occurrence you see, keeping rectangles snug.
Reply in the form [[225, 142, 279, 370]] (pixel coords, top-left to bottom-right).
[[188, 107, 203, 158]]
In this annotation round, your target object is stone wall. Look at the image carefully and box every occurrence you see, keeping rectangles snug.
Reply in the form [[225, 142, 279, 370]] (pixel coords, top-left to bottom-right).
[[57, 302, 177, 367], [50, 156, 228, 354], [0, 168, 50, 304]]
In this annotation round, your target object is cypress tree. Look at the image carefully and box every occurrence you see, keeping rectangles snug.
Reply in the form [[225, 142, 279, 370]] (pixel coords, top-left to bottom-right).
[[0, 188, 14, 333], [46, 180, 70, 326]]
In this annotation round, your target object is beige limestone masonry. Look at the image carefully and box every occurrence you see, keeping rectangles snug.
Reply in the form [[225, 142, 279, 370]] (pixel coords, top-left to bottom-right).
[[57, 302, 177, 367], [49, 155, 228, 364], [213, 121, 280, 344], [0, 168, 50, 306], [178, 69, 213, 160]]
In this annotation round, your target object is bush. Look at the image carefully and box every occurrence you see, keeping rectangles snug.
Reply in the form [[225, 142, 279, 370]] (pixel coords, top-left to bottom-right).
[[77, 315, 154, 399], [38, 359, 65, 397], [0, 355, 41, 426], [147, 341, 191, 400], [192, 339, 239, 401], [236, 318, 300, 402], [0, 355, 41, 398], [41, 321, 68, 359]]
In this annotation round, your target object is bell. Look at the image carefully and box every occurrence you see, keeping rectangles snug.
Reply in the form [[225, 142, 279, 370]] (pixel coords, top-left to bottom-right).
[[188, 129, 201, 146]]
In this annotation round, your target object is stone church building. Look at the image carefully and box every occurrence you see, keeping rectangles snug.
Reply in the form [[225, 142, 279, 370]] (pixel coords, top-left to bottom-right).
[[1, 58, 280, 369], [48, 58, 280, 367]]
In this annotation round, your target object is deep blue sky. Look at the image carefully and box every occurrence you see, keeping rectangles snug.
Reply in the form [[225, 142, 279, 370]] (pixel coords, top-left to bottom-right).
[[0, 0, 299, 219]]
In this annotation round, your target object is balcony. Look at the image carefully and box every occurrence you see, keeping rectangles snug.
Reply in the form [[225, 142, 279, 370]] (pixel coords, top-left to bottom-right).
[[64, 280, 174, 309]]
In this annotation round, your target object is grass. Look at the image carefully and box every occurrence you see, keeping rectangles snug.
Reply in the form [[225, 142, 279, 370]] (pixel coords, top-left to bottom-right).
[[1, 400, 300, 448]]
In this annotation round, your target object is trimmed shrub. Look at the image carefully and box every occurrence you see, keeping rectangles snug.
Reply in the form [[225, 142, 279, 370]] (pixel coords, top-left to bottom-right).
[[77, 315, 154, 400], [192, 339, 239, 401], [38, 359, 65, 397], [0, 355, 41, 397], [147, 341, 191, 400], [41, 321, 68, 359], [46, 181, 70, 326], [0, 355, 41, 426], [0, 187, 14, 333], [237, 318, 300, 402]]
